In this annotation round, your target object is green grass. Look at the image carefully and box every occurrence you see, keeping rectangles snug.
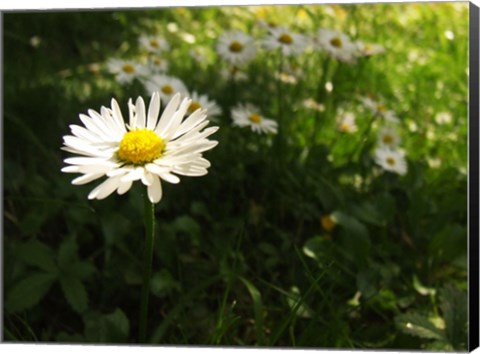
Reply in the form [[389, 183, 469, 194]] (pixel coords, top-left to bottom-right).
[[3, 3, 469, 350]]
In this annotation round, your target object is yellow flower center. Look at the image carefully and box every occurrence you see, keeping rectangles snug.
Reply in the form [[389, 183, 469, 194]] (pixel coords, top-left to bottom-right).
[[150, 39, 160, 48], [153, 58, 162, 66], [340, 122, 351, 132], [321, 215, 336, 232], [249, 113, 262, 124], [382, 134, 393, 145], [161, 84, 174, 95], [229, 41, 244, 53], [377, 104, 386, 113], [386, 157, 396, 166], [330, 37, 343, 48], [188, 101, 202, 114], [122, 64, 136, 74], [278, 33, 293, 44], [117, 129, 165, 165]]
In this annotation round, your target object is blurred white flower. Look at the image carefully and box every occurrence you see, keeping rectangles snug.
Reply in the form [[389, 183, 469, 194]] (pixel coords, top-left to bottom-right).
[[263, 26, 308, 56], [374, 148, 407, 175], [231, 103, 278, 134], [355, 41, 385, 57], [220, 66, 249, 82], [377, 126, 401, 148], [144, 74, 188, 102], [146, 55, 169, 73], [61, 92, 218, 203], [139, 35, 170, 53], [302, 98, 325, 112], [187, 92, 222, 120], [359, 96, 400, 123], [315, 29, 357, 63], [337, 111, 357, 133], [216, 30, 257, 66], [107, 58, 148, 84], [435, 111, 453, 125]]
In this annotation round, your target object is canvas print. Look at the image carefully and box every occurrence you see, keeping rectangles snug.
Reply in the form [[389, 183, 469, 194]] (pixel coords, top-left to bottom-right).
[[2, 1, 471, 350]]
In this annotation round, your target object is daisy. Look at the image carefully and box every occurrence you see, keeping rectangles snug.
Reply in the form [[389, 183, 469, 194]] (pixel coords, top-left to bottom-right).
[[107, 58, 148, 85], [187, 92, 222, 120], [337, 111, 358, 133], [220, 66, 249, 82], [216, 30, 257, 66], [315, 29, 357, 63], [263, 26, 308, 56], [377, 126, 400, 148], [231, 103, 278, 134], [61, 92, 219, 203], [146, 55, 169, 74], [374, 148, 407, 176], [355, 41, 385, 57], [139, 35, 170, 53], [144, 74, 188, 102], [359, 96, 400, 123]]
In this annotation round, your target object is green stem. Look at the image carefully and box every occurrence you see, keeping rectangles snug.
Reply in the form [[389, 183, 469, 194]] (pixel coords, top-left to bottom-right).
[[139, 191, 156, 343]]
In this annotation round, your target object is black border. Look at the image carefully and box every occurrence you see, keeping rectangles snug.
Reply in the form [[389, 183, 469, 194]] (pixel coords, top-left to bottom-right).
[[469, 1, 480, 352]]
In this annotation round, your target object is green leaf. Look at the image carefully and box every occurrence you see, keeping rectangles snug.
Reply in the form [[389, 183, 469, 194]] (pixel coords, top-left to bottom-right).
[[395, 313, 447, 340], [60, 276, 88, 313], [67, 261, 96, 280], [440, 284, 467, 350], [302, 236, 332, 264], [84, 308, 130, 343], [150, 269, 181, 298], [58, 237, 78, 268], [351, 201, 385, 226], [240, 277, 265, 345], [6, 272, 57, 313], [16, 239, 57, 273], [333, 211, 371, 263]]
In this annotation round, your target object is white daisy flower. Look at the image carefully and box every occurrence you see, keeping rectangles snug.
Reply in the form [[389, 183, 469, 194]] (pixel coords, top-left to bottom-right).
[[216, 30, 257, 66], [144, 74, 188, 102], [107, 58, 148, 84], [220, 66, 249, 82], [377, 126, 401, 148], [146, 55, 169, 74], [337, 111, 357, 133], [189, 47, 208, 63], [61, 92, 219, 203], [231, 103, 278, 134], [187, 92, 222, 120], [139, 35, 170, 53], [359, 96, 400, 124], [374, 148, 407, 176], [355, 41, 385, 57], [263, 26, 308, 56], [315, 29, 357, 63]]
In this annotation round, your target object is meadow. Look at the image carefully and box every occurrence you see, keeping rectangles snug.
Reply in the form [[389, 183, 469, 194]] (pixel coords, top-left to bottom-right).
[[3, 2, 470, 350]]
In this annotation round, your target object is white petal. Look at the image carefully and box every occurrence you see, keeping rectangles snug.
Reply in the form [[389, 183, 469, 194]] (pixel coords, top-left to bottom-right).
[[120, 166, 145, 182], [159, 172, 180, 184], [172, 109, 208, 139], [71, 173, 104, 185], [141, 171, 155, 186], [88, 177, 121, 200], [147, 175, 162, 203], [162, 98, 191, 140], [117, 180, 133, 195], [155, 93, 181, 135], [147, 92, 160, 130], [135, 96, 146, 129], [128, 98, 137, 128], [110, 98, 127, 133]]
